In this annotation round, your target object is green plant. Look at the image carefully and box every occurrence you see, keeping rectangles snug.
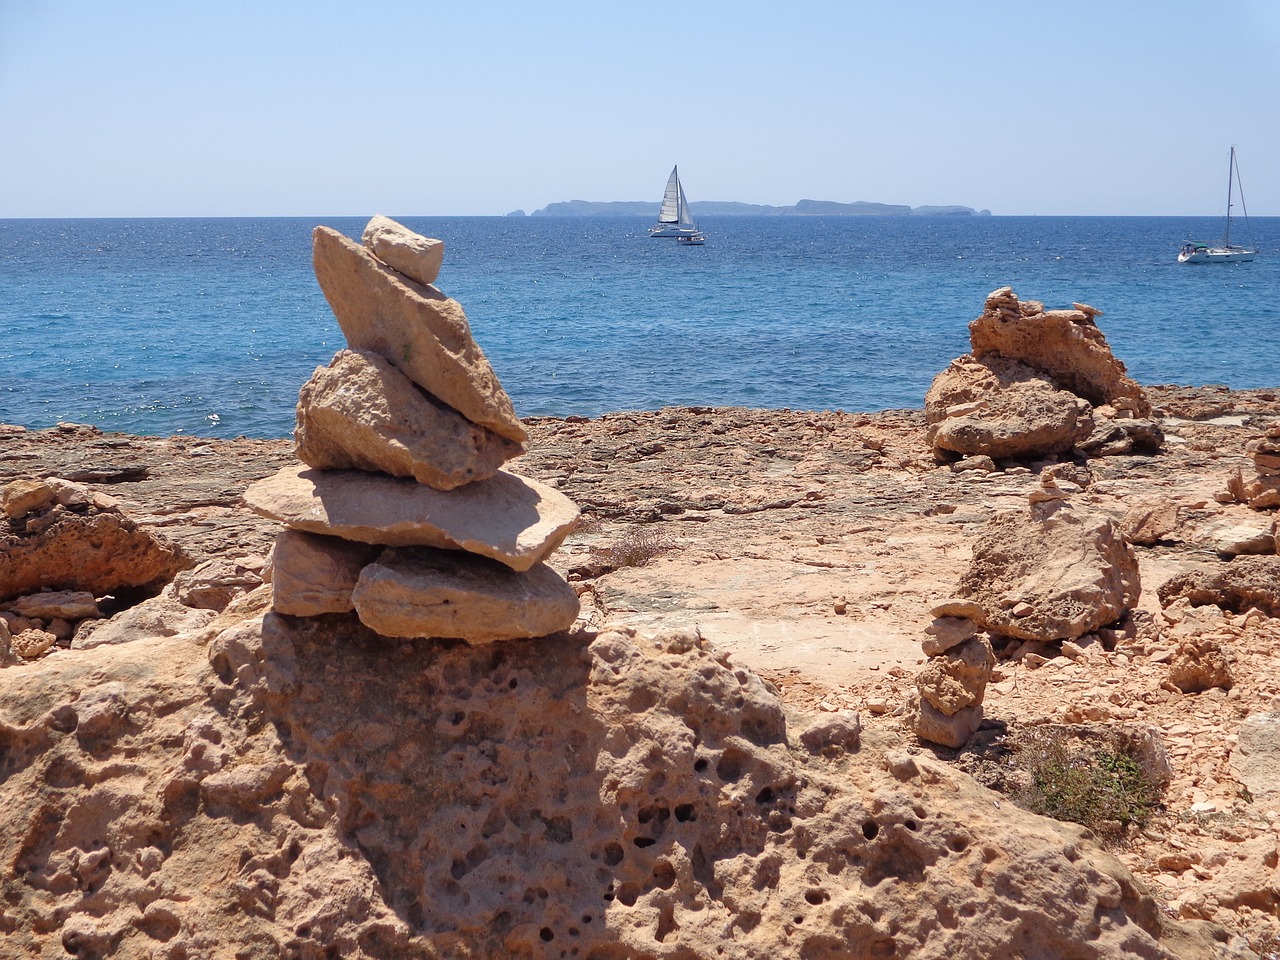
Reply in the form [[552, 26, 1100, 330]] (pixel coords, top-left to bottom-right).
[[1009, 727, 1162, 841]]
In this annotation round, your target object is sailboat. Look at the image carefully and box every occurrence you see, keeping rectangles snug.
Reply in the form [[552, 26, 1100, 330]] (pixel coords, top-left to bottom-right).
[[649, 166, 703, 240], [1178, 147, 1257, 263]]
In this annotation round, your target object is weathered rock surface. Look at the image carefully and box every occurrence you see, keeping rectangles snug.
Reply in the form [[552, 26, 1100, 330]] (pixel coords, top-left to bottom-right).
[[73, 594, 216, 649], [0, 503, 189, 603], [0, 611, 1232, 958], [361, 214, 445, 287], [312, 225, 527, 442], [1158, 556, 1280, 617], [970, 287, 1152, 415], [953, 509, 1141, 641], [925, 355, 1095, 458], [1230, 713, 1280, 803], [917, 636, 995, 714], [295, 349, 523, 490], [269, 528, 380, 617], [351, 547, 580, 642], [245, 464, 579, 572]]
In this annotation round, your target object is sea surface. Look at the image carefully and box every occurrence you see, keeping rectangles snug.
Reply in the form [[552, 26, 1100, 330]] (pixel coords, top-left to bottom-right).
[[2, 215, 1278, 439]]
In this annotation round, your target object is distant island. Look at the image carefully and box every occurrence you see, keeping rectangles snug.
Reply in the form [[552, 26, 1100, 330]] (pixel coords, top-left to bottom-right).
[[525, 199, 991, 217]]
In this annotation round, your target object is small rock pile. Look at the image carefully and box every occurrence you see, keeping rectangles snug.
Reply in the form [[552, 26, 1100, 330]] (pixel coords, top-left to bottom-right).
[[1221, 419, 1280, 516], [246, 216, 582, 642], [912, 473, 1141, 747], [1, 476, 189, 662], [925, 287, 1162, 464]]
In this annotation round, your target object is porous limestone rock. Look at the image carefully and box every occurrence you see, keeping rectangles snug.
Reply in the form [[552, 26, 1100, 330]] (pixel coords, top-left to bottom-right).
[[244, 463, 579, 573], [1158, 556, 1280, 618], [917, 637, 995, 714], [269, 529, 379, 617], [970, 287, 1151, 415], [0, 505, 189, 603], [952, 508, 1140, 641], [1167, 636, 1235, 694], [294, 349, 523, 490], [925, 355, 1095, 459], [351, 547, 580, 642], [312, 225, 527, 443], [361, 214, 445, 287], [11, 628, 56, 659], [921, 616, 978, 656]]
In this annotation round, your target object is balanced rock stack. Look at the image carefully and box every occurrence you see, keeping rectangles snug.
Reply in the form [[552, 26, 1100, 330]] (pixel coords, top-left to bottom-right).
[[1226, 420, 1280, 512], [925, 287, 1162, 464], [246, 216, 581, 642], [912, 473, 1141, 747]]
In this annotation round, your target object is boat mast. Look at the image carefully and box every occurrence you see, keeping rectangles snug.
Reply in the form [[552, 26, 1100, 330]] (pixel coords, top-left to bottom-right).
[[1224, 147, 1236, 247]]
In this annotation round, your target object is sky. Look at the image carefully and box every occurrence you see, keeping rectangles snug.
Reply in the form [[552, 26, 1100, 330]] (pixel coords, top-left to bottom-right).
[[2, 1, 1278, 218]]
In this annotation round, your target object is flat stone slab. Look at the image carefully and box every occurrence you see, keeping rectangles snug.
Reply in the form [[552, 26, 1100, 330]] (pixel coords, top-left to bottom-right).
[[1231, 712, 1280, 803], [245, 464, 579, 572], [351, 547, 580, 643], [270, 529, 379, 616]]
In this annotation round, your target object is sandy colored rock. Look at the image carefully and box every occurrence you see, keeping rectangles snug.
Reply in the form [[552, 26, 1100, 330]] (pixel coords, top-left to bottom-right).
[[1167, 635, 1235, 693], [925, 355, 1094, 459], [970, 286, 1152, 416], [361, 214, 445, 286], [1157, 556, 1280, 617], [269, 529, 379, 616], [1195, 516, 1277, 556], [921, 616, 978, 656], [169, 556, 265, 611], [312, 225, 527, 442], [245, 463, 578, 572], [11, 628, 56, 659], [11, 590, 99, 621], [351, 547, 580, 642], [1230, 712, 1280, 804], [3, 478, 56, 518], [295, 349, 523, 490], [0, 507, 189, 603], [911, 697, 984, 749], [73, 595, 216, 649], [1122, 499, 1181, 546], [954, 508, 1140, 641], [917, 637, 996, 714]]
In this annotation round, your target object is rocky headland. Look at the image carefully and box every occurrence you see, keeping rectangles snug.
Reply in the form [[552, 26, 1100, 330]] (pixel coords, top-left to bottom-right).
[[1, 219, 1277, 958]]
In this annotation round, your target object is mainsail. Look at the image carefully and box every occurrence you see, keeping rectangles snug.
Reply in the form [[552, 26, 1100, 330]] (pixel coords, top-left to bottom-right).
[[651, 166, 698, 236]]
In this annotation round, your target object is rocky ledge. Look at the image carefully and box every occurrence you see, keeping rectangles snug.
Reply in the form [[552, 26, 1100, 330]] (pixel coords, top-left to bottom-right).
[[1, 220, 1278, 958]]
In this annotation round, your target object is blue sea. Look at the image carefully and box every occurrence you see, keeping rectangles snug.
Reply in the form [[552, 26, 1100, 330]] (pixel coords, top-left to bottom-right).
[[2, 216, 1278, 439]]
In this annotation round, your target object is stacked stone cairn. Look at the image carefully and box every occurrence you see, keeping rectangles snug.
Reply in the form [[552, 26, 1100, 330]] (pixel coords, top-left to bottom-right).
[[912, 470, 1140, 748], [246, 216, 581, 642], [1223, 420, 1280, 514]]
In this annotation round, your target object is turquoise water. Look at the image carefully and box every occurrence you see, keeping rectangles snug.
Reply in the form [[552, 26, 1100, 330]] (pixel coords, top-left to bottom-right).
[[2, 216, 1278, 438]]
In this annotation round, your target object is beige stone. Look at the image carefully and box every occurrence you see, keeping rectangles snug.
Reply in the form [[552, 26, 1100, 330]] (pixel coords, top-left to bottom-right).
[[73, 596, 217, 649], [312, 226, 526, 442], [295, 350, 523, 490], [351, 547, 580, 642], [12, 629, 56, 660], [911, 697, 984, 748], [3, 478, 56, 519], [361, 215, 445, 287], [244, 464, 579, 573], [269, 529, 379, 617], [1158, 556, 1280, 618], [954, 508, 1140, 641], [11, 590, 99, 621], [1121, 499, 1181, 546], [917, 637, 996, 714], [921, 616, 978, 656], [171, 557, 265, 612], [970, 287, 1151, 415]]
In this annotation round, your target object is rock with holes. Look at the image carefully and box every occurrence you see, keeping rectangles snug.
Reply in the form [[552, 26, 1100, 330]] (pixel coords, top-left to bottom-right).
[[244, 463, 579, 573], [312, 225, 527, 443], [294, 349, 524, 490], [0, 606, 1239, 958], [969, 287, 1151, 416], [350, 547, 580, 642], [917, 637, 995, 716], [1157, 556, 1280, 618]]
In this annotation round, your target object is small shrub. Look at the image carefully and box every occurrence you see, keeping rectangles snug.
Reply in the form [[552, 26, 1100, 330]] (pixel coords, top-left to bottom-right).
[[1009, 726, 1162, 841], [590, 526, 675, 570]]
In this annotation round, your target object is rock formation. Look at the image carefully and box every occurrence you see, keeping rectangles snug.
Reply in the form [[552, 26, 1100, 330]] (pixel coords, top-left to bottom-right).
[[1220, 419, 1280, 511], [926, 288, 1161, 461], [249, 216, 581, 644]]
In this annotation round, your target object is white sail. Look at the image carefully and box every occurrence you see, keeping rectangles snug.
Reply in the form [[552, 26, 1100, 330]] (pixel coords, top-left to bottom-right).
[[651, 165, 700, 237], [657, 167, 681, 224]]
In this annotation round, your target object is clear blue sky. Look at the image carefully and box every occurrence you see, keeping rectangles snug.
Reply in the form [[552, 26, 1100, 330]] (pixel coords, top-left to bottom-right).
[[3, 1, 1278, 217]]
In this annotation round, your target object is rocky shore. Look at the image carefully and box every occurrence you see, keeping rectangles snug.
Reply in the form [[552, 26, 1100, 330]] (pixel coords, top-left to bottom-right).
[[1, 219, 1277, 958]]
